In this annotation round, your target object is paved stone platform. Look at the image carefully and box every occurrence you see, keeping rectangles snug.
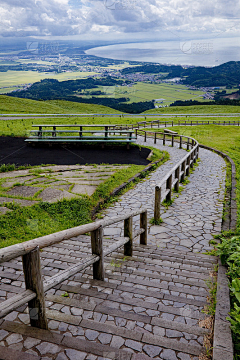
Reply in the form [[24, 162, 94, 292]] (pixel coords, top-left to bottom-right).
[[0, 135, 226, 359]]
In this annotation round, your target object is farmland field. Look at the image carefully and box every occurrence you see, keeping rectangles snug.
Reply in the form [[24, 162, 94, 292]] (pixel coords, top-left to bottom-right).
[[91, 82, 206, 105], [0, 70, 98, 91]]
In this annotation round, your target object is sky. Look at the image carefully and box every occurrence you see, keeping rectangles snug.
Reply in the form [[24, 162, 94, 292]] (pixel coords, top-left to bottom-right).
[[0, 0, 239, 43]]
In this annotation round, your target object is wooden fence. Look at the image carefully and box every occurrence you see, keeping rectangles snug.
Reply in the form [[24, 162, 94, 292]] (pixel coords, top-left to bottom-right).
[[111, 119, 240, 130], [0, 209, 147, 329]]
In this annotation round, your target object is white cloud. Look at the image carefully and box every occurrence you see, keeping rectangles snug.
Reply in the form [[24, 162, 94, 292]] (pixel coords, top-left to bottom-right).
[[0, 0, 239, 39]]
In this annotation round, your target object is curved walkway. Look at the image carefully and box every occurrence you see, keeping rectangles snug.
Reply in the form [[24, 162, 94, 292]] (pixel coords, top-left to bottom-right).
[[102, 136, 226, 253]]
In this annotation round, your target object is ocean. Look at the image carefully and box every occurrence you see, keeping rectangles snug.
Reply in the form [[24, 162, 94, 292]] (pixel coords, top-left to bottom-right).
[[86, 37, 240, 67]]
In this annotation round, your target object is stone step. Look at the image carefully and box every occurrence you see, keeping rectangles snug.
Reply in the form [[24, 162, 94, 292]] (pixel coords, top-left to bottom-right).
[[57, 279, 207, 310], [1, 320, 133, 360], [80, 270, 209, 297], [49, 287, 205, 321], [104, 265, 209, 288], [109, 254, 212, 275], [133, 247, 217, 267], [46, 294, 209, 336], [106, 258, 211, 280], [0, 345, 40, 360], [134, 245, 217, 263]]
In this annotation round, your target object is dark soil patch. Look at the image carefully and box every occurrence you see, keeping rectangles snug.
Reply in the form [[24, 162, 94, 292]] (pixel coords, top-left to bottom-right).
[[0, 137, 151, 166]]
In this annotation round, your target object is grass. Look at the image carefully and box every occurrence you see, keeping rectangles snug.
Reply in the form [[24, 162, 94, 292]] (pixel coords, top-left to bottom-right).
[[0, 95, 121, 114], [144, 104, 240, 114]]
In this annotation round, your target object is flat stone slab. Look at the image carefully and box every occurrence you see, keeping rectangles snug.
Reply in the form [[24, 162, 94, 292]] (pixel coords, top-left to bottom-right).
[[0, 197, 36, 206], [38, 188, 78, 203], [71, 185, 96, 196], [7, 186, 42, 198], [0, 206, 12, 214]]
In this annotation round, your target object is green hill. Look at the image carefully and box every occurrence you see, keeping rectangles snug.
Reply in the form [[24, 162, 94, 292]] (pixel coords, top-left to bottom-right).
[[0, 96, 122, 114], [144, 104, 240, 114]]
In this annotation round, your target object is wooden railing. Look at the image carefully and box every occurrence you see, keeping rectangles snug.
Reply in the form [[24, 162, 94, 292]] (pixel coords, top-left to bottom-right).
[[0, 209, 147, 329], [111, 119, 240, 130], [135, 129, 199, 221]]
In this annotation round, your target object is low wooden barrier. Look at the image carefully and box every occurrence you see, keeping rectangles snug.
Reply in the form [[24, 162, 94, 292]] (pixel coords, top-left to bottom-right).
[[112, 119, 240, 131], [25, 124, 136, 146], [0, 209, 147, 329]]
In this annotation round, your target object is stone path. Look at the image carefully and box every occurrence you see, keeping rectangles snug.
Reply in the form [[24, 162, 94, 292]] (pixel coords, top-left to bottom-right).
[[102, 136, 226, 253], [0, 135, 226, 359]]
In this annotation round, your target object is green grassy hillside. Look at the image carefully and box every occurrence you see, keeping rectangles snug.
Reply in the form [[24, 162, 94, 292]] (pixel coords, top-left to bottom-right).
[[0, 96, 121, 114], [144, 104, 240, 114]]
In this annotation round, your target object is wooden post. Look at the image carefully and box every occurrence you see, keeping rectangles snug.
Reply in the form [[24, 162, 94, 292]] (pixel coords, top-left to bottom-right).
[[38, 126, 42, 138], [174, 166, 180, 192], [151, 122, 153, 128], [105, 126, 108, 138], [140, 211, 147, 245], [192, 139, 194, 148], [180, 160, 186, 182], [166, 175, 172, 202], [163, 133, 166, 145], [124, 216, 133, 256], [154, 132, 157, 144], [190, 151, 194, 168], [154, 186, 161, 221], [22, 246, 48, 329], [172, 121, 173, 127], [158, 121, 160, 128], [186, 155, 190, 176], [135, 129, 138, 138], [194, 147, 198, 162], [187, 138, 190, 150], [191, 121, 192, 126], [144, 131, 147, 142], [91, 226, 104, 281], [179, 136, 182, 149], [171, 135, 174, 147]]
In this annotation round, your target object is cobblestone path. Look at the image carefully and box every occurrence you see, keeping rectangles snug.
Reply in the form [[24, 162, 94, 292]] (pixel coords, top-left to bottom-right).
[[102, 136, 226, 254], [0, 136, 226, 360]]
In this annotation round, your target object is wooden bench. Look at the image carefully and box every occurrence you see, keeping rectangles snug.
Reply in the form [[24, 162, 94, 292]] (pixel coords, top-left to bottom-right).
[[25, 124, 136, 148], [163, 129, 178, 135]]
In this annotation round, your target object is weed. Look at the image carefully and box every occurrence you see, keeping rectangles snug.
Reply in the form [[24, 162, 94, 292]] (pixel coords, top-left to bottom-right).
[[162, 199, 174, 209], [209, 239, 218, 245], [150, 217, 163, 225], [61, 292, 69, 297]]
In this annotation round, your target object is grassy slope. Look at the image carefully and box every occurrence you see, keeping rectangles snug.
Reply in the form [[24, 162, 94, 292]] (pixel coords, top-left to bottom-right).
[[144, 104, 240, 114], [0, 96, 121, 114]]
